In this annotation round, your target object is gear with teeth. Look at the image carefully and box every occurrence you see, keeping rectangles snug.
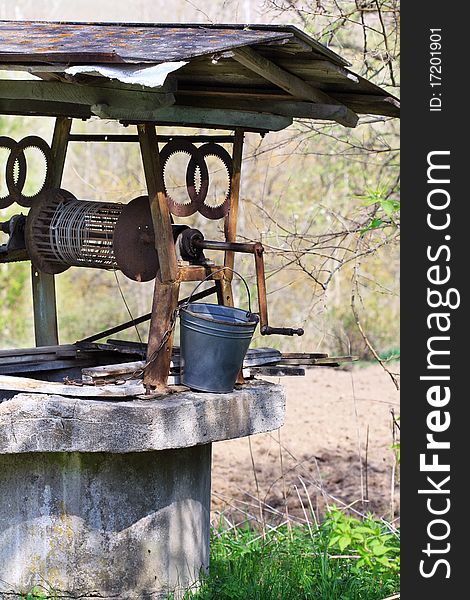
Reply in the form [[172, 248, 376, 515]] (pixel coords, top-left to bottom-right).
[[188, 142, 233, 220], [159, 139, 209, 217], [5, 136, 52, 207], [159, 140, 233, 220], [0, 136, 27, 209]]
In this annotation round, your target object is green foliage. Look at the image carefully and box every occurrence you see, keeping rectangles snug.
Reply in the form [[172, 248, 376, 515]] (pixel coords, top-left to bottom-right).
[[326, 507, 400, 573], [0, 262, 33, 347], [172, 513, 400, 600], [356, 187, 400, 235]]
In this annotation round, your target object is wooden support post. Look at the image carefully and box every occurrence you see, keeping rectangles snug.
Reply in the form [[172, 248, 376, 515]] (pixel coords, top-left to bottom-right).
[[222, 128, 245, 306], [137, 124, 179, 391], [138, 124, 178, 283], [223, 129, 245, 384], [144, 279, 180, 391], [31, 266, 59, 347], [32, 116, 72, 346]]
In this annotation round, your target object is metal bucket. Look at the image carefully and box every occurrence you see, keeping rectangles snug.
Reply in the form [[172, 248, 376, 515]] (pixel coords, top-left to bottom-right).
[[180, 270, 259, 393]]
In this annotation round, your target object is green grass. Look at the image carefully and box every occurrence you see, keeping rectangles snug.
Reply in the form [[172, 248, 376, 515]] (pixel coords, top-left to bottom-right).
[[176, 509, 400, 600]]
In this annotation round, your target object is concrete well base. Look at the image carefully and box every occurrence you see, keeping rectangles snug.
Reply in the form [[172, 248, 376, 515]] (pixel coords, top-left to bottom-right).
[[0, 447, 211, 599], [0, 381, 285, 599]]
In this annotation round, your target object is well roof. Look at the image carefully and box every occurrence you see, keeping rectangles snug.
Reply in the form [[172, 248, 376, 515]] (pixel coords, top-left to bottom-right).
[[0, 21, 399, 131]]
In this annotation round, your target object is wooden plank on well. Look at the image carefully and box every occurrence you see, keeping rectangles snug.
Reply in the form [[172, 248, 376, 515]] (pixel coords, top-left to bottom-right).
[[0, 374, 146, 397], [138, 124, 179, 390]]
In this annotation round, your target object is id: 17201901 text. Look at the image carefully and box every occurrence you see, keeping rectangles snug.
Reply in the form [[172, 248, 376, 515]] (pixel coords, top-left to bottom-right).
[[429, 29, 442, 112]]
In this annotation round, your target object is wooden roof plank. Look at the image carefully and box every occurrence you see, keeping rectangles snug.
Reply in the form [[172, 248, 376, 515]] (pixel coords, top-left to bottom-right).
[[179, 56, 358, 86]]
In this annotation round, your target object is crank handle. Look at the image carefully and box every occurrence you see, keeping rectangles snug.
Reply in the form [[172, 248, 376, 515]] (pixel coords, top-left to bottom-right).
[[260, 325, 304, 337]]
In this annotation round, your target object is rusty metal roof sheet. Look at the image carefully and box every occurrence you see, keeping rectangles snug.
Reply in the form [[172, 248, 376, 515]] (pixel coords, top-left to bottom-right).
[[0, 21, 309, 64]]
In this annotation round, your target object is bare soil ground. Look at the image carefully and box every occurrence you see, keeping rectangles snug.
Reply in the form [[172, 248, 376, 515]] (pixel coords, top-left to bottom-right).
[[211, 364, 400, 525]]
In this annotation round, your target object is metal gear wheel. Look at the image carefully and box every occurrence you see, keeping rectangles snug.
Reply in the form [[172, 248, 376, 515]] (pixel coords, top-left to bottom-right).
[[0, 136, 26, 209], [159, 140, 209, 217], [189, 142, 233, 220], [6, 136, 52, 207]]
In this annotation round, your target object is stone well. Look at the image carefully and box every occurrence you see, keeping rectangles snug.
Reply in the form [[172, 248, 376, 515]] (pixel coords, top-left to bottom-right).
[[0, 381, 284, 600]]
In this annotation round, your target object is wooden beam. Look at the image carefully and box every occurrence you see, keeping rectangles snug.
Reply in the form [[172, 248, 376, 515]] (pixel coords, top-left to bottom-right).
[[0, 79, 292, 130], [114, 104, 292, 132], [329, 93, 400, 117], [31, 265, 59, 347], [177, 84, 291, 100], [232, 47, 358, 127], [224, 129, 244, 281], [0, 96, 292, 131], [270, 58, 359, 84], [50, 116, 72, 187], [138, 124, 179, 391], [137, 124, 178, 283], [143, 278, 180, 392], [177, 265, 225, 282], [176, 93, 358, 124], [0, 80, 175, 112], [0, 99, 91, 119], [0, 374, 145, 398]]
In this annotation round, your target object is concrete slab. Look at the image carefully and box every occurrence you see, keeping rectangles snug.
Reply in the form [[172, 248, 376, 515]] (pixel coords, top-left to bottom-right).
[[0, 380, 285, 454]]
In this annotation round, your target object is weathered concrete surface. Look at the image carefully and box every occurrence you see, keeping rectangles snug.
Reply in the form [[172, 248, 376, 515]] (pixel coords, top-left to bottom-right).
[[0, 381, 286, 598], [0, 380, 285, 454], [0, 446, 211, 599]]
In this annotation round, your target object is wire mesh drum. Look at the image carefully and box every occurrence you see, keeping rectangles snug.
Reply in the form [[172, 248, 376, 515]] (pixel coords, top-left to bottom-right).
[[26, 189, 160, 282]]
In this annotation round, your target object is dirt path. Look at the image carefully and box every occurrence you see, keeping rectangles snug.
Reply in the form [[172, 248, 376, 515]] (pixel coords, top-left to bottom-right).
[[211, 364, 400, 524]]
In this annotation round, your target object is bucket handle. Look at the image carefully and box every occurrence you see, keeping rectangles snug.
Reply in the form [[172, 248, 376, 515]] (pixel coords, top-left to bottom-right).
[[183, 267, 253, 314]]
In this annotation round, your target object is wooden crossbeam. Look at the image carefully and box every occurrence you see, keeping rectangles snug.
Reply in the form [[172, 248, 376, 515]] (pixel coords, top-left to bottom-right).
[[0, 80, 175, 112], [102, 104, 292, 132], [177, 93, 357, 123], [232, 47, 358, 127], [0, 95, 292, 131]]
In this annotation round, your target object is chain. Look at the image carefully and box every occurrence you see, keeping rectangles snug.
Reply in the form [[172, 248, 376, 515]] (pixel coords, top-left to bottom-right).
[[141, 307, 180, 373], [112, 307, 180, 384]]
